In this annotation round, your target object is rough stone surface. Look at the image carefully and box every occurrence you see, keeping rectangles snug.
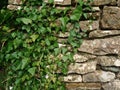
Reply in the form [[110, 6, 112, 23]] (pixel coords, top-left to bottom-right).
[[45, 0, 71, 5], [101, 6, 120, 29], [64, 75, 82, 82], [78, 36, 120, 55], [68, 61, 97, 74], [89, 30, 120, 38], [102, 79, 120, 90], [7, 5, 21, 10], [97, 56, 120, 66], [8, 0, 22, 4], [91, 0, 116, 6], [117, 0, 120, 6], [117, 72, 120, 79], [66, 83, 101, 90], [83, 70, 115, 82], [101, 66, 120, 73], [80, 20, 99, 31], [73, 53, 96, 63]]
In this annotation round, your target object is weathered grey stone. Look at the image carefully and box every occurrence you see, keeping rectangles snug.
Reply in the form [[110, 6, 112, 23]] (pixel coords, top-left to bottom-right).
[[87, 12, 100, 20], [92, 7, 100, 12], [117, 72, 120, 79], [68, 60, 97, 74], [101, 6, 120, 29], [102, 79, 120, 90], [101, 66, 120, 73], [58, 32, 69, 38], [8, 0, 22, 4], [78, 36, 120, 55], [73, 53, 96, 63], [97, 56, 120, 66], [91, 0, 116, 6], [7, 5, 21, 10], [64, 75, 82, 82], [80, 20, 99, 31], [45, 0, 71, 5], [66, 83, 101, 90], [117, 0, 120, 6], [83, 70, 115, 82], [89, 30, 120, 38]]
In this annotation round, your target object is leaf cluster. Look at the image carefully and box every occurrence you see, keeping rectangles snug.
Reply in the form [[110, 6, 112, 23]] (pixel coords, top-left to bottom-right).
[[0, 0, 92, 90]]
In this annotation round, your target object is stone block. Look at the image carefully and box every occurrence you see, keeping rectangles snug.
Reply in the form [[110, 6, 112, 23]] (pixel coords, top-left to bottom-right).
[[80, 20, 99, 31], [73, 53, 96, 63], [117, 0, 120, 6], [89, 30, 120, 38], [8, 0, 22, 5], [102, 79, 120, 90], [91, 0, 116, 6], [101, 6, 120, 29], [78, 36, 120, 55], [97, 56, 120, 67], [66, 83, 101, 90], [83, 70, 115, 82], [45, 0, 71, 5], [101, 66, 120, 73], [64, 75, 82, 82], [7, 5, 21, 10], [68, 60, 97, 74]]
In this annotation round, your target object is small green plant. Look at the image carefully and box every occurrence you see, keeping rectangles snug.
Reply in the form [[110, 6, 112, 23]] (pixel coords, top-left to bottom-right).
[[0, 0, 92, 89]]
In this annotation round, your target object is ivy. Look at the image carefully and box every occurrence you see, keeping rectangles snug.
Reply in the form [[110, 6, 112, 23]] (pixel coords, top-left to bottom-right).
[[0, 0, 92, 90]]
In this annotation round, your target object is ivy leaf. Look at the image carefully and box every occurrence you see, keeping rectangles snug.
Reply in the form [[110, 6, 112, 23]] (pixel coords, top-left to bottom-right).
[[70, 14, 81, 21], [60, 17, 69, 27], [45, 38, 50, 46], [21, 18, 32, 25], [21, 58, 29, 69], [28, 67, 36, 76], [62, 48, 67, 54], [30, 34, 39, 42]]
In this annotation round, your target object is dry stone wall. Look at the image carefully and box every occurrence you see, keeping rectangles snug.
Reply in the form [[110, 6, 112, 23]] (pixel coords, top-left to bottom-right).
[[8, 0, 120, 90]]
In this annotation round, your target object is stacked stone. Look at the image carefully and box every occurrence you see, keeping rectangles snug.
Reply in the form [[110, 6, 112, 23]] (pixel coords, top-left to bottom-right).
[[7, 0, 120, 90]]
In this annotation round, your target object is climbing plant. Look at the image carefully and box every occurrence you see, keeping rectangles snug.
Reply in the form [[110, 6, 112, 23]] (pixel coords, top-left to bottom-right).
[[0, 0, 92, 90]]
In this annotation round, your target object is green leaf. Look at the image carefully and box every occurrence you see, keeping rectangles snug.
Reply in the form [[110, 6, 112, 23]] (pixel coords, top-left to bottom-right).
[[62, 48, 67, 54], [60, 17, 69, 27], [70, 14, 81, 21], [28, 67, 36, 76], [45, 38, 50, 46], [20, 18, 32, 25], [30, 34, 39, 42], [21, 58, 29, 69]]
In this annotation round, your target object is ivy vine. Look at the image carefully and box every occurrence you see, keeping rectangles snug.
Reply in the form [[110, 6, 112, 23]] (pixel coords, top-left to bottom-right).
[[0, 0, 92, 90]]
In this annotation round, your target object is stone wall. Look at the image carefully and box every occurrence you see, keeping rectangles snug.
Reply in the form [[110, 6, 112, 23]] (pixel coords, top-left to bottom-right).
[[7, 0, 120, 90]]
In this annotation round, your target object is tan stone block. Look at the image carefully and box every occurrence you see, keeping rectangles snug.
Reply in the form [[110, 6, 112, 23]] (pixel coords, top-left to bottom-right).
[[66, 83, 101, 90], [101, 6, 120, 29], [64, 75, 82, 82], [83, 70, 115, 82], [102, 79, 120, 90], [8, 0, 22, 5], [68, 60, 97, 74], [80, 20, 99, 31], [89, 30, 120, 38], [78, 36, 120, 55]]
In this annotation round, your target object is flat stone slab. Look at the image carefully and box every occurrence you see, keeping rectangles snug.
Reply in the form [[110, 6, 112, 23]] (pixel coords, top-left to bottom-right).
[[97, 56, 120, 66], [83, 70, 115, 82], [66, 83, 101, 90], [101, 6, 120, 29], [89, 30, 120, 38], [64, 75, 82, 82], [102, 79, 120, 90], [68, 60, 97, 74], [78, 36, 120, 55], [73, 53, 96, 63]]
